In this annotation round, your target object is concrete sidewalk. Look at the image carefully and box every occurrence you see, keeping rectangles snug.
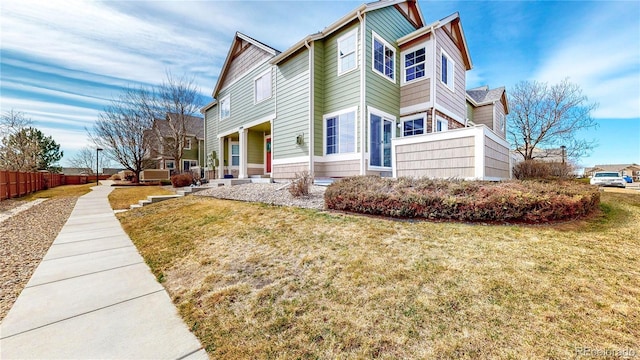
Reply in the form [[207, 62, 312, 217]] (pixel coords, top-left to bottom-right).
[[0, 183, 207, 359]]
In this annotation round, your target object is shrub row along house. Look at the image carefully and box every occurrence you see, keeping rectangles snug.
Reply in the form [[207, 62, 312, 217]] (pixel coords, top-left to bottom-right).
[[201, 0, 510, 181]]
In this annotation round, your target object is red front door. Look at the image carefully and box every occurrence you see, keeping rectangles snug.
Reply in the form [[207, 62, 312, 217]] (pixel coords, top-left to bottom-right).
[[266, 137, 272, 173]]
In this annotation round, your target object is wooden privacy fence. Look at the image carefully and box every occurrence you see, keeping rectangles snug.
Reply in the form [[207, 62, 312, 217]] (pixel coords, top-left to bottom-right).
[[0, 170, 88, 201]]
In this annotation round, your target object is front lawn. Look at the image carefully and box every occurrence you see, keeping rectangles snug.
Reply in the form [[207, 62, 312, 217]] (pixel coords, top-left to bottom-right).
[[108, 186, 175, 210], [117, 191, 640, 359]]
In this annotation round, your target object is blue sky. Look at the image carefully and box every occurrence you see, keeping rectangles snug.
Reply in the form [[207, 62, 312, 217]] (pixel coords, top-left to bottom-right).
[[1, 0, 638, 168]]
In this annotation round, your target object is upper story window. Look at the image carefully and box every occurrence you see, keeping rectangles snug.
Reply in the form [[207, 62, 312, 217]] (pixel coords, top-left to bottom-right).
[[338, 30, 357, 75], [404, 47, 426, 83], [184, 138, 192, 150], [496, 110, 505, 133], [436, 117, 448, 132], [372, 32, 395, 82], [403, 117, 424, 136], [325, 110, 356, 155], [220, 95, 230, 120], [441, 49, 454, 91], [254, 69, 272, 103]]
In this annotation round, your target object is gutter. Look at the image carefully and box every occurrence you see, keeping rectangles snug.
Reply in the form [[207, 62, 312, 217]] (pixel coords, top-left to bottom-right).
[[358, 10, 366, 175], [430, 24, 436, 133], [305, 40, 315, 176]]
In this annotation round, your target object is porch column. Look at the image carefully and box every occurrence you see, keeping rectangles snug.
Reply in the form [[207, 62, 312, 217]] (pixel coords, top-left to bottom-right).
[[239, 128, 248, 179], [218, 137, 225, 179]]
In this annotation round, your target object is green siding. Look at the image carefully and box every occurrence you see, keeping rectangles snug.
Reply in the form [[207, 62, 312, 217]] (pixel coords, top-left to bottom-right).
[[365, 7, 417, 152], [247, 130, 264, 164], [466, 102, 474, 122], [217, 60, 276, 136], [182, 139, 199, 163], [205, 105, 219, 167], [313, 41, 325, 157], [274, 48, 310, 160], [322, 21, 361, 114]]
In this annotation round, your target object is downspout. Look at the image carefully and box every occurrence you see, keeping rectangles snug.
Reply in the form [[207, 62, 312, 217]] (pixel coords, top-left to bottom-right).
[[358, 10, 366, 175], [272, 63, 277, 178], [305, 40, 315, 176], [430, 25, 437, 133]]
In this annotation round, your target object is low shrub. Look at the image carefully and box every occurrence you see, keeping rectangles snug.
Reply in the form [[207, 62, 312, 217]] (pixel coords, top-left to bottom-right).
[[513, 160, 574, 180], [109, 174, 121, 181], [289, 171, 313, 197], [160, 179, 172, 186], [171, 173, 194, 188], [325, 176, 600, 223]]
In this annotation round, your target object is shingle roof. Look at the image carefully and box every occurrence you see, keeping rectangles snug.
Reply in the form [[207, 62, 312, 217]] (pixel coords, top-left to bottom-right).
[[466, 86, 505, 104], [589, 164, 640, 172], [154, 113, 204, 139]]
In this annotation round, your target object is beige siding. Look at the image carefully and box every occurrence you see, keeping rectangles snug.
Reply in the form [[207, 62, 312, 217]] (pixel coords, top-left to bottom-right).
[[400, 78, 430, 109], [434, 28, 466, 121], [315, 160, 360, 178], [494, 99, 507, 139], [222, 44, 271, 89], [273, 162, 308, 180], [484, 137, 510, 178], [395, 136, 475, 178], [472, 105, 493, 128]]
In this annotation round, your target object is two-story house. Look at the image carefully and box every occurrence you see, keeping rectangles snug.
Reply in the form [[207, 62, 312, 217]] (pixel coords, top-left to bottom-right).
[[147, 113, 205, 173], [202, 0, 511, 181]]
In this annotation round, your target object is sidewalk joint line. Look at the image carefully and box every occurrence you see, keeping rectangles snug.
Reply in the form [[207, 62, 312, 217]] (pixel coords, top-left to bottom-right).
[[52, 234, 126, 245], [0, 289, 165, 340], [25, 262, 144, 289], [42, 245, 135, 262]]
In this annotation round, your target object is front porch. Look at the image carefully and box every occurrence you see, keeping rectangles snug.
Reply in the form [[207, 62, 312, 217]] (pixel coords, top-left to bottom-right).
[[216, 121, 272, 180]]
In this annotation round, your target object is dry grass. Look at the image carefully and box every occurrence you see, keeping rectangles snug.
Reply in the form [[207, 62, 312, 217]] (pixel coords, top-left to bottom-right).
[[118, 192, 640, 359], [22, 183, 95, 201], [108, 186, 175, 210]]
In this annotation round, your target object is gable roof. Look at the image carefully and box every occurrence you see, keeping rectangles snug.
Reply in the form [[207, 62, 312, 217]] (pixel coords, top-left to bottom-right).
[[271, 0, 425, 65], [154, 113, 205, 139], [212, 32, 280, 97], [587, 164, 640, 173], [397, 12, 472, 70], [466, 85, 509, 114]]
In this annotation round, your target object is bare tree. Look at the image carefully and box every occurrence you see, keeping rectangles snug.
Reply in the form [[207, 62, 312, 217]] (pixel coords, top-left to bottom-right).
[[1, 111, 62, 172], [508, 79, 598, 161], [89, 87, 156, 182], [69, 146, 114, 174], [0, 109, 32, 138], [148, 73, 203, 172]]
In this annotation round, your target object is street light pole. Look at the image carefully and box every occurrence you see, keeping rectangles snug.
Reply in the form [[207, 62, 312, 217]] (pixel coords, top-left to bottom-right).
[[560, 145, 566, 164], [96, 148, 103, 184]]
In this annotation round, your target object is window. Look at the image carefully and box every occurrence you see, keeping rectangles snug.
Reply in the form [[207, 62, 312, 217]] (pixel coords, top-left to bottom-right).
[[220, 95, 230, 119], [404, 47, 426, 83], [441, 49, 454, 91], [403, 118, 424, 136], [230, 142, 239, 166], [165, 160, 175, 170], [254, 69, 272, 103], [338, 30, 357, 75], [183, 138, 191, 150], [373, 33, 395, 81], [325, 111, 356, 155], [436, 117, 448, 132], [183, 160, 197, 171], [496, 111, 505, 132]]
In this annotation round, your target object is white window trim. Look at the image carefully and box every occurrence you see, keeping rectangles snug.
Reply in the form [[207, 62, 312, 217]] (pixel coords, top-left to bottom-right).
[[371, 31, 396, 83], [367, 106, 396, 170], [323, 106, 358, 156], [337, 29, 358, 76], [182, 159, 198, 170], [440, 48, 455, 92], [219, 94, 230, 120], [184, 138, 192, 150], [165, 160, 175, 170], [401, 44, 427, 85], [228, 141, 240, 168], [253, 68, 272, 104], [436, 116, 449, 132], [400, 113, 427, 137]]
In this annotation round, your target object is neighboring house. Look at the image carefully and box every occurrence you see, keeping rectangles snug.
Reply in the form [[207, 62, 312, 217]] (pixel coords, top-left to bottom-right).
[[62, 167, 92, 175], [147, 113, 205, 173], [103, 168, 125, 176], [585, 164, 640, 181], [202, 0, 511, 180], [510, 147, 569, 164]]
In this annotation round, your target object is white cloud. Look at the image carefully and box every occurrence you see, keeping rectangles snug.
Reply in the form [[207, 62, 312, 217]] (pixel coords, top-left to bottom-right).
[[534, 3, 640, 118]]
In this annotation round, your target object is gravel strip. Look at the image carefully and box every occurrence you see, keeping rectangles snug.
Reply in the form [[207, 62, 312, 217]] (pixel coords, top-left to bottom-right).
[[0, 197, 78, 321], [196, 183, 326, 210]]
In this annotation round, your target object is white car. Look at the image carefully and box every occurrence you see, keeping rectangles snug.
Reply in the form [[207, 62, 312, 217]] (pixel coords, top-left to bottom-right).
[[590, 172, 626, 188]]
